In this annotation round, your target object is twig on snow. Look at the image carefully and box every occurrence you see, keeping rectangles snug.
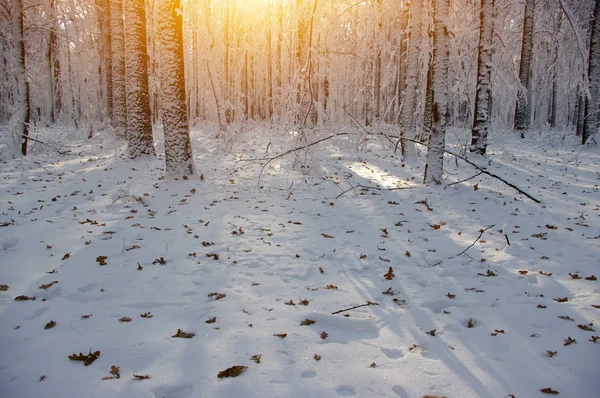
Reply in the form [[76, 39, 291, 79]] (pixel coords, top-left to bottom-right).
[[446, 172, 484, 187], [449, 224, 495, 260], [331, 301, 378, 315]]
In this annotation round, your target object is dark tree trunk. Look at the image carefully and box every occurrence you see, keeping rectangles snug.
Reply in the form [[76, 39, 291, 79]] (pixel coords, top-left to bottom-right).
[[514, 0, 534, 137], [583, 0, 600, 144]]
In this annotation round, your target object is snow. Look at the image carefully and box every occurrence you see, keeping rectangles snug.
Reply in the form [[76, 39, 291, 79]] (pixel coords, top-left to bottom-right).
[[1, 126, 599, 398]]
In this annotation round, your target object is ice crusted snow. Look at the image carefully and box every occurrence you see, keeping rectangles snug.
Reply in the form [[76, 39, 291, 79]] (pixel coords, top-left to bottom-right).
[[0, 126, 599, 398]]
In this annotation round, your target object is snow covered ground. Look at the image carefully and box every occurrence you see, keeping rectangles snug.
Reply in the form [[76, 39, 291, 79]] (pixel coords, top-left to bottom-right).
[[0, 125, 599, 398]]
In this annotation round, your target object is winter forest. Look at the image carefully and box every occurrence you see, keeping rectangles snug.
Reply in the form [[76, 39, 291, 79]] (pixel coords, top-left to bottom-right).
[[1, 0, 599, 397]]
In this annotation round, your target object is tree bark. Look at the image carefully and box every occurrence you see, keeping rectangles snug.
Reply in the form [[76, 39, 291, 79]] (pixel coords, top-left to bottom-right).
[[424, 0, 450, 184], [13, 0, 31, 156], [514, 0, 534, 137], [110, 0, 127, 137], [156, 0, 196, 176], [123, 0, 155, 158], [470, 0, 494, 155], [584, 0, 600, 144]]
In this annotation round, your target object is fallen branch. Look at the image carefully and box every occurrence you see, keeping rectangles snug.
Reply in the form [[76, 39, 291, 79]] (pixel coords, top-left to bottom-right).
[[449, 225, 495, 260], [22, 135, 70, 155], [336, 183, 413, 199], [331, 301, 378, 315], [446, 172, 484, 187]]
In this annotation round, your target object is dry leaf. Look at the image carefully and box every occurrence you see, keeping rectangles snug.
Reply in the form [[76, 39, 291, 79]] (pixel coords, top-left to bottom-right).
[[0, 285, 8, 291], [569, 273, 581, 279], [62, 252, 71, 260], [430, 224, 441, 230], [359, 254, 367, 259], [585, 275, 597, 281], [477, 270, 496, 277], [325, 284, 338, 290], [249, 354, 262, 363], [423, 395, 448, 398], [208, 292, 226, 300], [81, 314, 92, 319], [217, 365, 247, 378], [137, 263, 143, 270], [540, 387, 559, 394], [518, 270, 528, 275], [553, 297, 568, 303], [405, 250, 411, 257], [546, 350, 557, 357], [321, 233, 335, 239], [539, 271, 553, 276], [39, 375, 46, 382], [205, 317, 216, 324], [384, 267, 395, 280], [593, 305, 600, 309], [284, 300, 295, 306], [537, 305, 547, 309], [69, 350, 101, 366], [140, 312, 153, 318], [207, 253, 219, 260], [133, 374, 151, 380], [299, 298, 310, 306], [273, 333, 287, 339], [119, 317, 132, 323], [314, 354, 321, 361], [370, 362, 376, 367], [44, 320, 56, 329], [467, 318, 475, 328], [577, 323, 595, 332], [172, 328, 195, 338], [590, 336, 599, 343], [14, 295, 35, 301], [320, 331, 328, 340], [558, 315, 574, 321], [426, 329, 436, 336], [96, 256, 107, 265], [563, 336, 576, 346], [110, 365, 120, 379], [301, 319, 316, 326], [152, 257, 167, 265], [447, 293, 455, 299], [40, 281, 59, 289]]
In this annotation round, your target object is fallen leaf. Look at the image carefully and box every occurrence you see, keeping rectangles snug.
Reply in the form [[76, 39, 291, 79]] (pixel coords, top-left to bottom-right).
[[172, 328, 195, 338], [208, 292, 226, 300], [44, 321, 56, 330], [69, 350, 101, 366], [590, 336, 599, 343], [426, 329, 436, 336], [110, 365, 120, 379], [446, 293, 455, 299], [314, 354, 321, 361], [384, 267, 395, 280], [152, 257, 167, 265], [81, 314, 92, 319], [119, 317, 132, 323], [284, 300, 295, 306], [62, 252, 71, 260], [359, 254, 367, 259], [133, 374, 151, 380], [96, 256, 107, 265], [14, 295, 36, 301], [140, 312, 153, 318], [577, 323, 595, 332], [540, 387, 559, 394], [553, 297, 568, 303], [217, 365, 247, 378], [321, 233, 335, 239], [430, 224, 441, 230], [467, 318, 475, 328], [569, 273, 581, 279], [546, 350, 557, 357], [370, 362, 376, 367], [205, 317, 217, 324], [518, 270, 528, 275], [0, 285, 8, 291], [539, 271, 553, 276], [39, 281, 59, 290], [477, 270, 496, 277], [301, 319, 316, 326], [273, 333, 287, 339], [299, 298, 310, 306], [558, 315, 574, 321], [250, 354, 261, 364], [320, 331, 328, 340], [564, 336, 576, 346], [585, 275, 597, 281], [324, 284, 338, 290], [39, 375, 46, 382], [537, 305, 547, 309]]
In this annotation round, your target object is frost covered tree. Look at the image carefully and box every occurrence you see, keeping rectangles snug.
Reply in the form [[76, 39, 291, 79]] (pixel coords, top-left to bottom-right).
[[424, 0, 450, 184], [470, 0, 494, 155], [96, 0, 113, 123], [156, 0, 196, 176], [110, 0, 127, 137], [123, 0, 154, 157], [584, 0, 600, 144], [399, 0, 423, 158], [514, 0, 534, 137], [12, 0, 31, 156]]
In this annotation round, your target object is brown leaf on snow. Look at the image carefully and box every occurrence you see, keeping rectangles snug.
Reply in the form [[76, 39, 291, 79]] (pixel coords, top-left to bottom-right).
[[446, 293, 455, 299], [324, 284, 338, 290], [133, 374, 151, 380], [569, 273, 582, 280], [284, 300, 295, 306], [518, 270, 529, 275], [477, 270, 496, 277], [205, 317, 216, 324], [69, 350, 101, 366], [299, 298, 310, 306], [593, 305, 600, 309], [321, 233, 335, 239], [540, 387, 560, 394], [430, 224, 441, 230], [546, 350, 557, 357], [14, 295, 36, 301], [537, 305, 547, 309], [320, 331, 328, 340], [314, 354, 321, 361], [558, 315, 574, 321], [273, 333, 287, 339], [208, 292, 226, 300], [119, 317, 132, 323], [44, 320, 56, 329], [61, 252, 71, 260], [359, 254, 367, 259], [172, 329, 195, 338], [426, 329, 436, 336], [217, 365, 247, 378], [553, 297, 568, 303], [405, 250, 411, 257], [0, 285, 8, 291], [250, 354, 261, 363], [207, 253, 219, 260], [81, 314, 92, 319], [140, 312, 153, 318], [577, 323, 595, 332], [564, 336, 576, 346], [585, 275, 597, 281], [96, 256, 107, 266], [384, 267, 395, 280], [301, 319, 316, 326], [539, 271, 553, 276], [40, 281, 59, 289], [110, 365, 120, 379], [590, 336, 599, 343], [423, 396, 448, 398], [379, 256, 390, 263]]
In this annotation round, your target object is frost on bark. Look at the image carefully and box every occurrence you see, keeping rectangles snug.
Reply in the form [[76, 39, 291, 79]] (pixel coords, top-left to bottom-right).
[[110, 0, 127, 137], [470, 0, 494, 155], [424, 0, 450, 185], [514, 0, 534, 137], [584, 0, 600, 144], [124, 0, 154, 158], [96, 0, 113, 123], [156, 0, 196, 176], [399, 0, 423, 158], [49, 0, 61, 124], [13, 0, 31, 156]]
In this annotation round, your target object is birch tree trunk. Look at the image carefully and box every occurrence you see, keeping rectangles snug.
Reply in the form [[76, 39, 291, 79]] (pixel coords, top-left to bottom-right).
[[123, 0, 154, 158], [110, 0, 127, 137], [424, 0, 450, 185], [470, 0, 494, 155], [156, 0, 196, 176], [399, 0, 423, 158], [514, 0, 534, 137], [584, 0, 600, 144]]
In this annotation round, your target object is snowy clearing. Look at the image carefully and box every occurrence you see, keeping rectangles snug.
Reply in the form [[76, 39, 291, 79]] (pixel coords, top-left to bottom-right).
[[1, 127, 599, 398]]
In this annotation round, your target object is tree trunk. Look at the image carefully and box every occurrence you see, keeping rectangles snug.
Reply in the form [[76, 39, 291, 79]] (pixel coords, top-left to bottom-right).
[[13, 0, 31, 156], [514, 0, 534, 137], [399, 0, 423, 158], [156, 0, 196, 176], [470, 0, 494, 155], [424, 0, 450, 184], [110, 0, 127, 137], [49, 0, 61, 125], [123, 0, 154, 158], [423, 52, 434, 137], [584, 0, 600, 144]]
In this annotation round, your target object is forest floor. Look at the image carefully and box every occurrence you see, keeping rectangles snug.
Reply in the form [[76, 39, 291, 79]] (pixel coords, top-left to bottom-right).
[[0, 124, 599, 398]]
